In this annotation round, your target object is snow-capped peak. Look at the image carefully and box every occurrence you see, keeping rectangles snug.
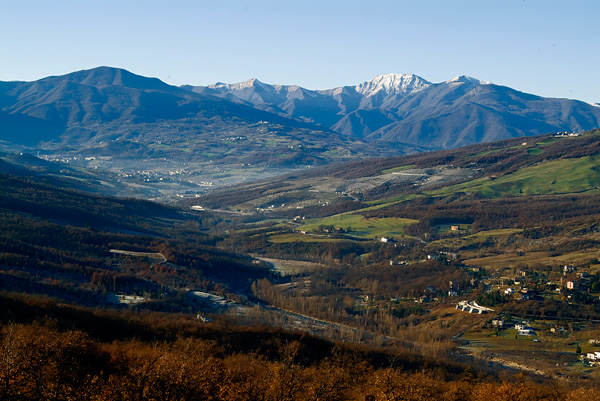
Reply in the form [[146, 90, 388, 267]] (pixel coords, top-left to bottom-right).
[[447, 75, 491, 85], [355, 73, 431, 97], [234, 78, 269, 90]]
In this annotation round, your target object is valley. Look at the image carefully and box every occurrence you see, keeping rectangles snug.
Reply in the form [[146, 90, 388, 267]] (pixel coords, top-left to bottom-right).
[[189, 129, 600, 380], [3, 67, 600, 202], [2, 97, 600, 396], [3, 0, 600, 397]]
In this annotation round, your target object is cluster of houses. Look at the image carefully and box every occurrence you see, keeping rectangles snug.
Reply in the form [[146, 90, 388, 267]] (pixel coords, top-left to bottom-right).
[[491, 318, 537, 336], [565, 270, 591, 291], [583, 339, 600, 365], [426, 251, 458, 261], [497, 264, 598, 302], [554, 132, 582, 137]]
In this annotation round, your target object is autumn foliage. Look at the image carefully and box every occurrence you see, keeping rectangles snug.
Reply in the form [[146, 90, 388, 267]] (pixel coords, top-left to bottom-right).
[[1, 294, 598, 401]]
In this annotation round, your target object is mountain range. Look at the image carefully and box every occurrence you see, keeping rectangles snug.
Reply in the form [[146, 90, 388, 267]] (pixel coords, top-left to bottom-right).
[[2, 67, 599, 151], [0, 67, 327, 147], [2, 67, 409, 192], [187, 73, 600, 148], [1, 67, 599, 195]]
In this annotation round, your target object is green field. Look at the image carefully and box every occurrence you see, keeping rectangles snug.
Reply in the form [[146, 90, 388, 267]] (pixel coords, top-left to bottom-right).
[[461, 328, 579, 355], [299, 214, 418, 239], [427, 156, 600, 198], [356, 154, 600, 214]]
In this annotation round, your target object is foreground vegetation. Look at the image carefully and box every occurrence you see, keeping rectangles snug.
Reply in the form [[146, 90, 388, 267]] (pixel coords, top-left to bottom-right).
[[1, 293, 600, 401], [3, 129, 600, 398]]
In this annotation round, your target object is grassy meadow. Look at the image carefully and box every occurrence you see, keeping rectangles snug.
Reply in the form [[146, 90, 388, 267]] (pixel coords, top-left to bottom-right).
[[299, 214, 418, 239], [428, 156, 600, 198]]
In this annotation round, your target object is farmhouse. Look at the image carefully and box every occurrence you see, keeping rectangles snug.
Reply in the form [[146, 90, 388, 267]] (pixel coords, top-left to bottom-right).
[[518, 328, 536, 336], [515, 322, 536, 336], [586, 351, 600, 360]]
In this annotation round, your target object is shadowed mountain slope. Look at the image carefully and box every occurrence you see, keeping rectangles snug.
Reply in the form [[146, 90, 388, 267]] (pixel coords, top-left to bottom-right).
[[187, 74, 600, 148]]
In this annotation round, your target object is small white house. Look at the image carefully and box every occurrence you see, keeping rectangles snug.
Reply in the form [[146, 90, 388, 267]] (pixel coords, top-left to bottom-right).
[[567, 281, 578, 290], [586, 352, 600, 360]]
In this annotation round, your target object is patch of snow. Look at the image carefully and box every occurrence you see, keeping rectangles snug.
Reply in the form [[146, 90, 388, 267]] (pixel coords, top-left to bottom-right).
[[447, 76, 491, 85]]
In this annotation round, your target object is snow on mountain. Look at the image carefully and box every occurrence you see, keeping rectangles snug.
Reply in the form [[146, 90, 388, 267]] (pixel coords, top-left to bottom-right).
[[446, 75, 491, 85], [183, 73, 600, 149], [355, 73, 432, 97], [206, 73, 432, 103]]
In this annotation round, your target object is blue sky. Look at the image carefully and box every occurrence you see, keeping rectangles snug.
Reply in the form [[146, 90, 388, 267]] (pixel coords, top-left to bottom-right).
[[1, 0, 599, 103]]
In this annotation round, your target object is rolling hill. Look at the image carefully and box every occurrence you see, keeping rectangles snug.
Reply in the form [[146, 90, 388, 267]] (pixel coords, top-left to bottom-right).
[[0, 160, 271, 306], [0, 66, 325, 145], [191, 128, 600, 214]]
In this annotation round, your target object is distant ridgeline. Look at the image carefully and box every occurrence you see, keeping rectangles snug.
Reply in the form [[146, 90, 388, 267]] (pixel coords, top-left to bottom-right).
[[1, 67, 600, 192]]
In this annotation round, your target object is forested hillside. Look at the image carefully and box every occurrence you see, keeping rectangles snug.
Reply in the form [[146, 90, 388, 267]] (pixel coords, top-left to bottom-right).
[[0, 168, 269, 308]]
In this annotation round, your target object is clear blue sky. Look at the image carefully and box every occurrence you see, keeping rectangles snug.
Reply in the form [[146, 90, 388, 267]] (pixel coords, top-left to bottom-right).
[[1, 0, 599, 103]]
